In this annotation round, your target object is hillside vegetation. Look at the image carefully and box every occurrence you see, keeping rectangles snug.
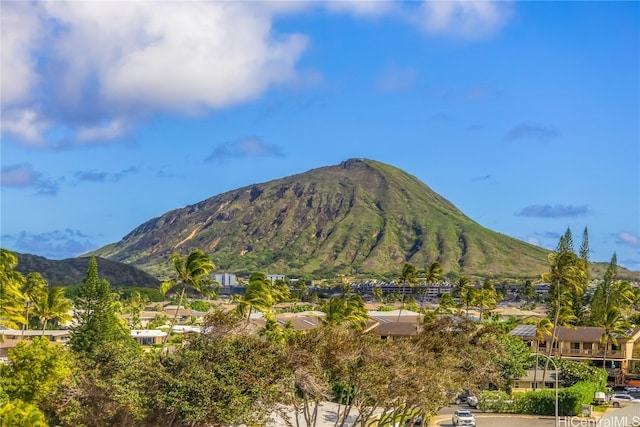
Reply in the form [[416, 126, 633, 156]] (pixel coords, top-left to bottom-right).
[[92, 158, 556, 279]]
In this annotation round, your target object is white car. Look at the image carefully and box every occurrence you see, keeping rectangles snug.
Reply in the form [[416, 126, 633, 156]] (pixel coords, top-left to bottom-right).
[[466, 395, 478, 408], [452, 409, 476, 426], [610, 393, 640, 407]]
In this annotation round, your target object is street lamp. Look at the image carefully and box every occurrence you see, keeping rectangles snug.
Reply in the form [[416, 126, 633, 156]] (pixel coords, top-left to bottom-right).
[[537, 353, 559, 427]]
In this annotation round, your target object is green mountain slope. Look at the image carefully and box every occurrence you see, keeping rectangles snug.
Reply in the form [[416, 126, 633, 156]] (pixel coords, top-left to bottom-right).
[[14, 253, 161, 288], [91, 158, 555, 279]]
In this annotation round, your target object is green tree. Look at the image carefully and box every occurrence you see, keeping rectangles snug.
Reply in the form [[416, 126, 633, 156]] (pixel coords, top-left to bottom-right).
[[70, 257, 134, 356], [0, 249, 26, 329], [397, 263, 418, 321], [22, 273, 47, 331], [372, 285, 383, 303], [596, 307, 632, 369], [0, 400, 48, 427], [424, 261, 444, 285], [541, 230, 587, 384], [30, 286, 72, 333], [436, 293, 456, 315], [320, 293, 369, 330], [122, 290, 149, 329], [459, 283, 478, 318], [159, 250, 217, 349], [532, 317, 553, 388], [236, 272, 276, 325], [477, 281, 499, 322], [0, 336, 72, 406]]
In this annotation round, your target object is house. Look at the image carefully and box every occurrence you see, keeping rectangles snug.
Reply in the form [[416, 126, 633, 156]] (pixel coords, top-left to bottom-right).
[[513, 369, 561, 390], [365, 310, 422, 340], [0, 329, 71, 359], [130, 329, 166, 346], [510, 324, 640, 384]]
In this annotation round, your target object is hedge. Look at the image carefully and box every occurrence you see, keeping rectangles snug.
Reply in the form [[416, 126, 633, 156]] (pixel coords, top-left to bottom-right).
[[480, 381, 604, 416]]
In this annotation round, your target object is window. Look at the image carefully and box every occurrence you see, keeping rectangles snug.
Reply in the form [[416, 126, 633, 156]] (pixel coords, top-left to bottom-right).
[[571, 342, 580, 350]]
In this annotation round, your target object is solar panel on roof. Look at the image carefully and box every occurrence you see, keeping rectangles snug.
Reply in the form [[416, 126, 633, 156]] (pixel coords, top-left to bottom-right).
[[509, 324, 536, 337]]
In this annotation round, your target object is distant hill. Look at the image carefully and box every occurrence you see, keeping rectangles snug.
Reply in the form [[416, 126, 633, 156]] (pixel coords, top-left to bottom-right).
[[13, 253, 161, 288], [91, 158, 559, 279]]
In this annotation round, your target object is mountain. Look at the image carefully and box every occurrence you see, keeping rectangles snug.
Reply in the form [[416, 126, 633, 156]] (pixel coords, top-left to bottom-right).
[[14, 253, 161, 288], [91, 158, 556, 280]]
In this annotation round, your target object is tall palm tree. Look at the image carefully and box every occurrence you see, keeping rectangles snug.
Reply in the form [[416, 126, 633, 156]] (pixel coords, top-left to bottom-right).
[[31, 286, 73, 334], [532, 317, 553, 389], [597, 307, 632, 370], [424, 261, 444, 285], [476, 288, 497, 322], [160, 250, 216, 349], [396, 263, 418, 321], [320, 294, 368, 330], [541, 247, 586, 384], [0, 249, 27, 329], [22, 272, 47, 331], [459, 283, 477, 318], [236, 272, 275, 325]]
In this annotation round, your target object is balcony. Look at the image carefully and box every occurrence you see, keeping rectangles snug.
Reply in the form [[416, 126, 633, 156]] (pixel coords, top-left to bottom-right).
[[548, 348, 626, 359]]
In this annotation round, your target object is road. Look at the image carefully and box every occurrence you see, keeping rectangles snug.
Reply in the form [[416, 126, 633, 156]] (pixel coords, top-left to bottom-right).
[[433, 414, 557, 426]]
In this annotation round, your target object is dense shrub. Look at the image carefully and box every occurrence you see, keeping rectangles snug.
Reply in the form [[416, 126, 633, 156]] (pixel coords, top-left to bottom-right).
[[510, 381, 604, 416]]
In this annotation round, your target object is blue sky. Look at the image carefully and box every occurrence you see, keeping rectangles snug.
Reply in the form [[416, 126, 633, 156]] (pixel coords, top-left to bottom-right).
[[1, 1, 639, 271]]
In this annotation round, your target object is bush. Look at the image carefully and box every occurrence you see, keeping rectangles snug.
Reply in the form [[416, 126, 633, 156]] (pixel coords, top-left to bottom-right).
[[510, 381, 603, 416], [478, 390, 513, 412]]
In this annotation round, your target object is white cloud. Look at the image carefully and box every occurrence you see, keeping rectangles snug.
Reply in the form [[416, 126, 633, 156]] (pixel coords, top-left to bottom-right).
[[417, 0, 512, 39], [0, 108, 49, 145], [44, 1, 307, 114], [325, 1, 396, 18], [76, 119, 128, 143], [0, 2, 42, 108], [617, 232, 640, 249], [2, 1, 309, 145]]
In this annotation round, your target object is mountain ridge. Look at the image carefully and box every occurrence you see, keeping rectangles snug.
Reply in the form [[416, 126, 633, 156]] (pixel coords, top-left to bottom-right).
[[91, 158, 556, 279]]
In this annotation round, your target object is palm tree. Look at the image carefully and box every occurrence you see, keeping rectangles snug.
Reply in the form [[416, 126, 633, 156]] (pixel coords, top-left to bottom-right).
[[22, 272, 47, 331], [476, 288, 497, 322], [160, 250, 217, 349], [236, 272, 275, 325], [31, 286, 73, 334], [320, 294, 368, 330], [459, 283, 477, 318], [532, 317, 553, 389], [540, 245, 587, 384], [0, 249, 27, 329], [597, 307, 632, 370], [396, 263, 418, 321], [424, 261, 444, 285]]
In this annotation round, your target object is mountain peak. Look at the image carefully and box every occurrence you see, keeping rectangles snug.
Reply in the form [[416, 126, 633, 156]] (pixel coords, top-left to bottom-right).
[[91, 159, 549, 279]]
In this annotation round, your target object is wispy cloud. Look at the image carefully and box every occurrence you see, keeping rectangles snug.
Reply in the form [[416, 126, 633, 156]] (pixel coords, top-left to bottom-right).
[[505, 122, 559, 142], [616, 231, 640, 249], [1, 229, 97, 259], [1, 164, 59, 195], [416, 0, 513, 39], [377, 65, 418, 93], [72, 166, 139, 184], [516, 204, 589, 218], [206, 137, 284, 163]]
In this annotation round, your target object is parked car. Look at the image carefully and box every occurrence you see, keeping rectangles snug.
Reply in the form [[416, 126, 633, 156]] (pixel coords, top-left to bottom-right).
[[467, 395, 478, 408], [452, 409, 476, 426], [455, 390, 473, 404], [610, 393, 640, 407]]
